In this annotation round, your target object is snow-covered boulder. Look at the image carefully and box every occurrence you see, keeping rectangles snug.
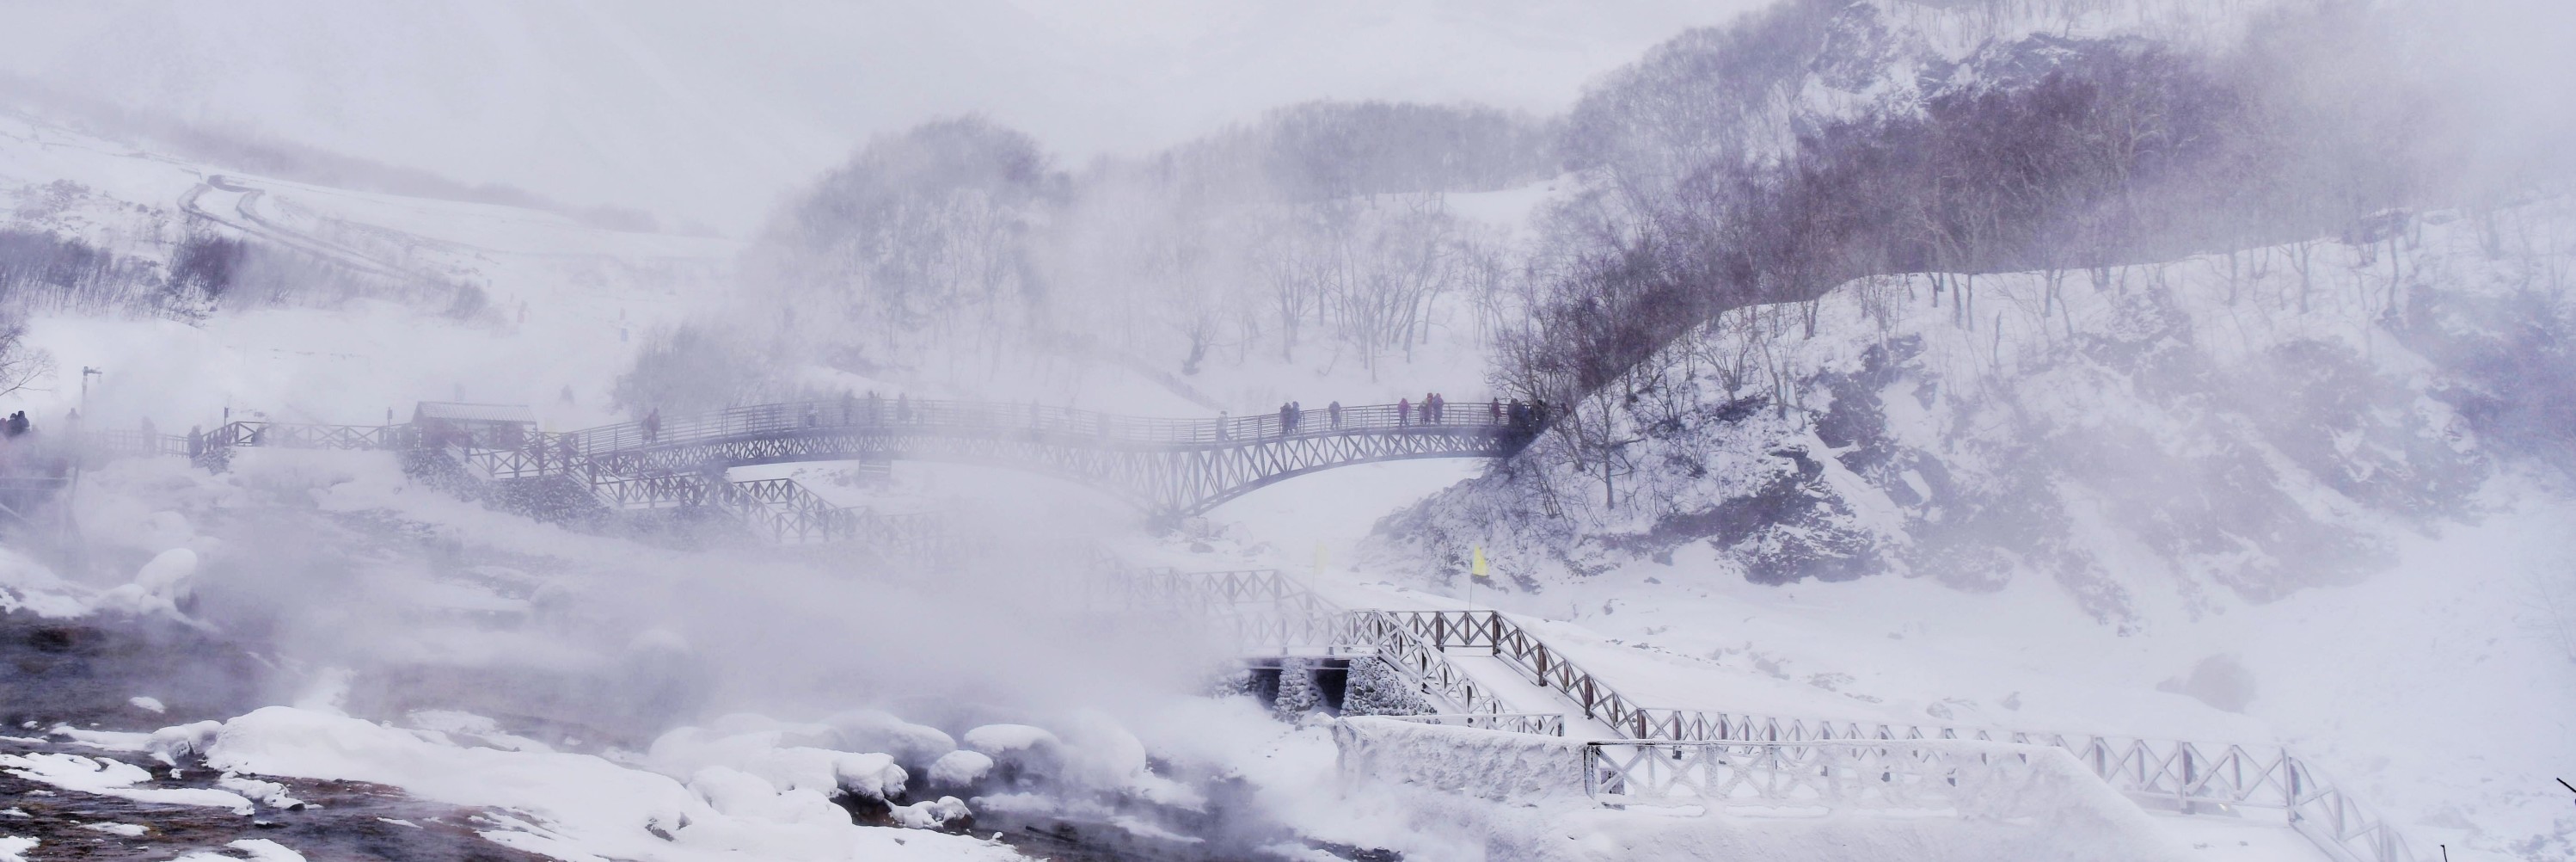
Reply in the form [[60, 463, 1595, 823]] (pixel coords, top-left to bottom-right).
[[645, 723, 908, 802], [824, 709, 956, 768], [889, 795, 971, 830], [926, 749, 992, 789]]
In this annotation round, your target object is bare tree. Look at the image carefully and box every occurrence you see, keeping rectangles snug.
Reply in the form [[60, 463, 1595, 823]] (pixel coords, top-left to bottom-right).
[[0, 317, 56, 400]]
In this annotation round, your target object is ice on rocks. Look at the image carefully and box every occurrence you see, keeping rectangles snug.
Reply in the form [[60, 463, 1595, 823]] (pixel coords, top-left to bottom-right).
[[1052, 710, 1153, 790], [960, 723, 1058, 755], [218, 775, 306, 810], [170, 838, 307, 862], [0, 547, 86, 619], [148, 720, 225, 765], [134, 547, 199, 597], [645, 723, 908, 802], [0, 752, 254, 815], [684, 767, 849, 827], [926, 749, 992, 789], [824, 709, 956, 768], [888, 796, 970, 830], [187, 706, 1020, 861]]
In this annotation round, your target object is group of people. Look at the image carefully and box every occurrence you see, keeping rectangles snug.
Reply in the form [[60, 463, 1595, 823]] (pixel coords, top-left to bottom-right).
[[1394, 392, 1458, 427], [1275, 401, 1310, 435], [1242, 393, 1550, 436], [618, 392, 1543, 446]]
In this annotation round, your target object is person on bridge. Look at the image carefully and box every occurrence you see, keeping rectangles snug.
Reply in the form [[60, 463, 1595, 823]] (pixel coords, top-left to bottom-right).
[[1328, 401, 1341, 429], [642, 408, 662, 444], [1396, 398, 1409, 427], [1216, 410, 1230, 440], [1278, 403, 1294, 437], [1490, 398, 1503, 423], [186, 426, 202, 458]]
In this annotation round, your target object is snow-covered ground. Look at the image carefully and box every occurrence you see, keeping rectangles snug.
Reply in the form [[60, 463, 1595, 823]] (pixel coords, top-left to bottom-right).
[[1334, 196, 2576, 859], [3, 6, 2572, 859]]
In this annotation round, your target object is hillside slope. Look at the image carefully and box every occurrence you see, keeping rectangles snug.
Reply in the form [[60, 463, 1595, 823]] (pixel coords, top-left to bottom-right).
[[1381, 198, 2573, 618]]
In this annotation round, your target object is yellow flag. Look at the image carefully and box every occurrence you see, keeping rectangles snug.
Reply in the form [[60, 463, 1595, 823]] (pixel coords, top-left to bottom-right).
[[1471, 545, 1489, 578]]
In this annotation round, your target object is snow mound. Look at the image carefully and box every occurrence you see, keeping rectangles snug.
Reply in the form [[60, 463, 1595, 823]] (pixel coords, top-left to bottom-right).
[[148, 720, 225, 765], [823, 709, 956, 768], [217, 775, 305, 810], [684, 767, 849, 827], [134, 548, 198, 596], [961, 723, 1058, 755], [889, 796, 970, 830], [0, 547, 87, 619], [645, 723, 908, 802], [927, 750, 993, 789]]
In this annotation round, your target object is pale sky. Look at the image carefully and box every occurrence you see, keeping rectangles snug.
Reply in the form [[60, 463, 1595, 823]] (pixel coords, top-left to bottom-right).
[[0, 0, 1770, 231]]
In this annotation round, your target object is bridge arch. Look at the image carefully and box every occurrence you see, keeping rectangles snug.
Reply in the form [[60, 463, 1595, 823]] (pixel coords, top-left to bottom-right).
[[554, 397, 1541, 520]]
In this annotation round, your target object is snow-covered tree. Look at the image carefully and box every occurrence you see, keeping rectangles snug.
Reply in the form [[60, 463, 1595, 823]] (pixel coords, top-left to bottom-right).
[[1270, 657, 1323, 720], [1339, 657, 1431, 717]]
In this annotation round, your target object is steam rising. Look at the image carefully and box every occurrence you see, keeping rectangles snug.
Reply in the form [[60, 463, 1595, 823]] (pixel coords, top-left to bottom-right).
[[0, 0, 2571, 859]]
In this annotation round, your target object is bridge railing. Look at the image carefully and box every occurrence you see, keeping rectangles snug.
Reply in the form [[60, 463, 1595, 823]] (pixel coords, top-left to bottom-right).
[[1382, 712, 1567, 736], [105, 397, 1545, 466], [205, 421, 407, 452], [79, 428, 191, 459], [559, 397, 1543, 458], [1373, 610, 1651, 732], [1096, 568, 1517, 718], [1583, 739, 2057, 813], [1347, 606, 2415, 861], [721, 477, 947, 551], [1616, 708, 2413, 860], [1097, 568, 1331, 614], [1346, 609, 1518, 717]]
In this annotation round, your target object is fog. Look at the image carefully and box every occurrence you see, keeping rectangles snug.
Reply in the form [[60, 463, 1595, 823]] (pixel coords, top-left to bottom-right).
[[0, 0, 1766, 232], [3, 0, 2574, 859]]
